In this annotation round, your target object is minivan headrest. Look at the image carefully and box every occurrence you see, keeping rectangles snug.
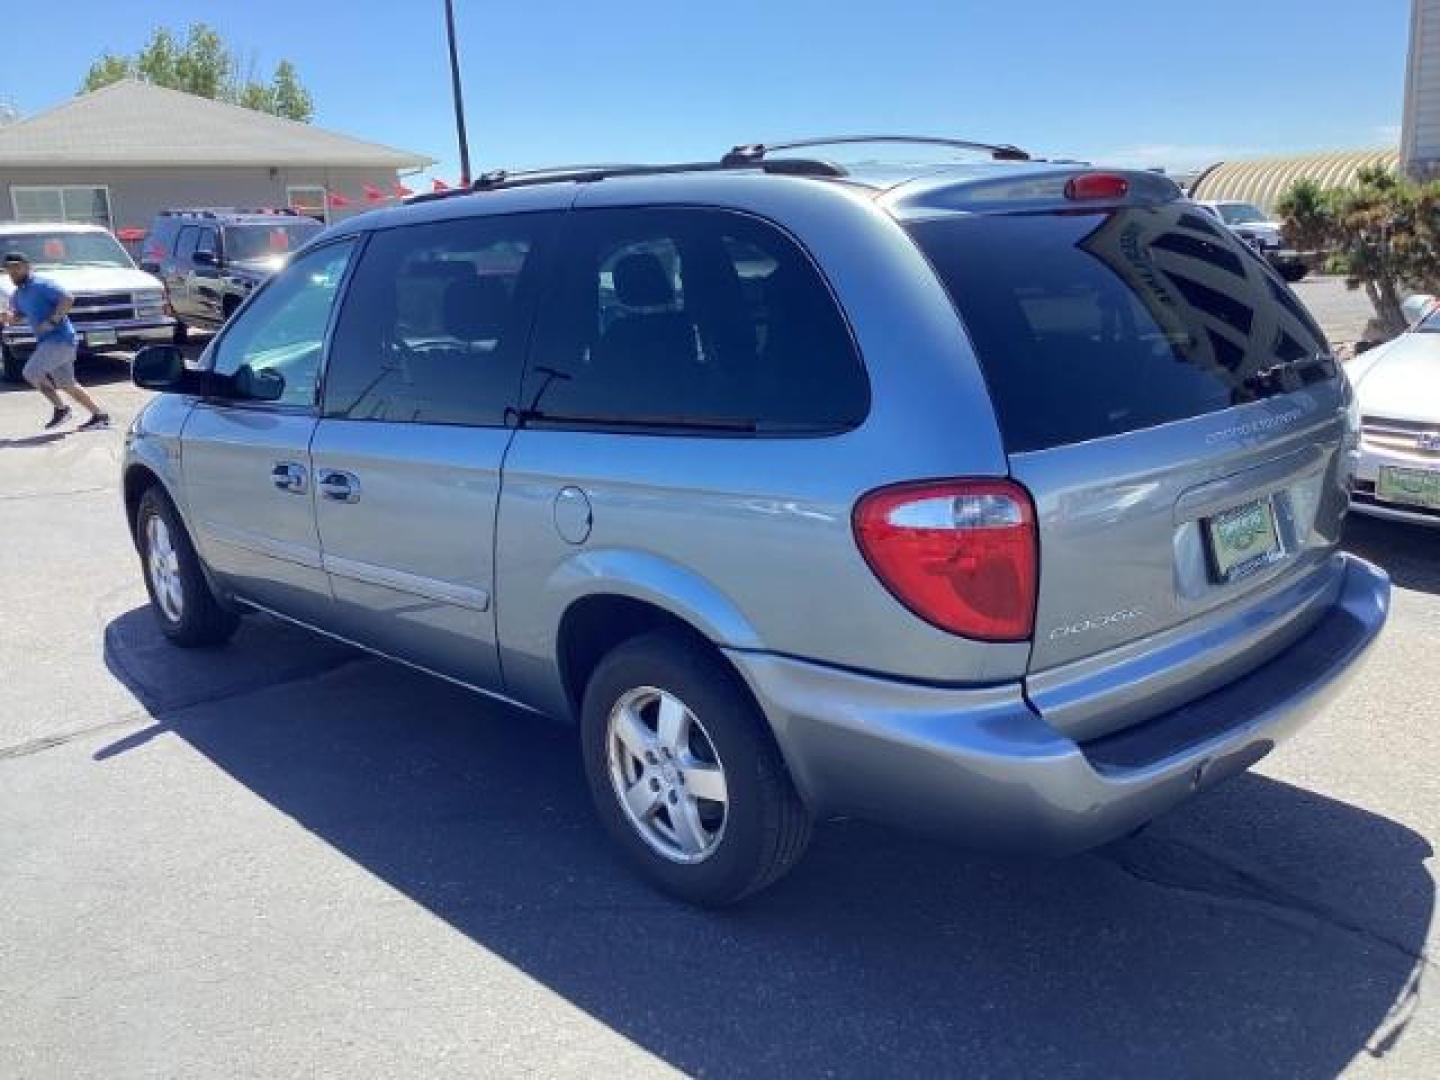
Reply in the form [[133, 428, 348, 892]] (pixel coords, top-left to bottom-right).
[[613, 253, 674, 308], [442, 275, 510, 341]]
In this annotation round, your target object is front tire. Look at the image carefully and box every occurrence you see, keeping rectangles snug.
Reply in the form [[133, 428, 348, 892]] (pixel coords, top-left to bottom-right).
[[581, 632, 812, 906], [136, 487, 239, 648]]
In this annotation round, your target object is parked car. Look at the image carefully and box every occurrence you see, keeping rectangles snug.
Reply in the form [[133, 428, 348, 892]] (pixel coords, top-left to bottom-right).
[[139, 208, 324, 342], [1346, 304, 1440, 526], [1197, 200, 1310, 282], [1403, 293, 1437, 326], [0, 222, 173, 383], [121, 139, 1389, 905]]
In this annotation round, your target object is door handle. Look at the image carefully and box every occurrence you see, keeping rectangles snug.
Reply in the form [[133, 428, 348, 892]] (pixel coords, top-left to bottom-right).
[[318, 470, 361, 503], [271, 462, 307, 493]]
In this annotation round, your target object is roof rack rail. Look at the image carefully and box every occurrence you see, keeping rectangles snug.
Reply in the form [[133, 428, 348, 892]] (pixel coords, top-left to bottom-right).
[[158, 207, 301, 218], [405, 157, 847, 203], [722, 135, 1031, 165]]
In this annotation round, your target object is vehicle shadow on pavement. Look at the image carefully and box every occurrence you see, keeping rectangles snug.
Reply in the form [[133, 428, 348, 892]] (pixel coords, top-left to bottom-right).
[[0, 431, 70, 449], [1344, 516, 1440, 596], [99, 606, 1432, 1079]]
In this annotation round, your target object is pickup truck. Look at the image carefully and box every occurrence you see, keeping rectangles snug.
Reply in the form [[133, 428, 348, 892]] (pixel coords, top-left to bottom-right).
[[1, 222, 175, 382], [1195, 200, 1309, 282]]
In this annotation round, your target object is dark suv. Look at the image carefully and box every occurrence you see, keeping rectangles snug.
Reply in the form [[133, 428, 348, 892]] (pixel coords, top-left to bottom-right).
[[140, 208, 324, 341]]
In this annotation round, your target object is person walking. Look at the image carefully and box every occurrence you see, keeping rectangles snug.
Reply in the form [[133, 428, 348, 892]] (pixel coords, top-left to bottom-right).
[[2, 251, 110, 431]]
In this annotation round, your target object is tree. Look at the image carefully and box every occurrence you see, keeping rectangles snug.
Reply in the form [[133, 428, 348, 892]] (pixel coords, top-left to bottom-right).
[[81, 53, 133, 92], [1274, 179, 1330, 257], [173, 24, 230, 100], [270, 60, 314, 123], [236, 81, 274, 114], [1278, 166, 1440, 339], [78, 24, 314, 123], [135, 28, 182, 89]]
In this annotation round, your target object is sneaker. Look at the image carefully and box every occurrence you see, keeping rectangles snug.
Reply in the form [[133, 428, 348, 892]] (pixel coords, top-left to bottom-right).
[[77, 412, 111, 432], [43, 406, 72, 430]]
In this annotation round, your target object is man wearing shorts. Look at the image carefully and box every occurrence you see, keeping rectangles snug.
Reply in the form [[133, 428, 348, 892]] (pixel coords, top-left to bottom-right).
[[2, 251, 110, 431]]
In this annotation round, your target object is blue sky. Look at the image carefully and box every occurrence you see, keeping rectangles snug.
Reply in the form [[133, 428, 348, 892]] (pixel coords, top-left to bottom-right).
[[0, 0, 1411, 182]]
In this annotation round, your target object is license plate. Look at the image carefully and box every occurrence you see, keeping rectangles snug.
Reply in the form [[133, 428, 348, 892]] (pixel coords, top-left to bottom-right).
[[1377, 466, 1440, 510], [1205, 497, 1282, 583], [84, 329, 118, 347]]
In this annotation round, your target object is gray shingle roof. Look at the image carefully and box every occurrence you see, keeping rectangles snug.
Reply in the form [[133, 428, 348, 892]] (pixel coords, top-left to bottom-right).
[[0, 79, 433, 169]]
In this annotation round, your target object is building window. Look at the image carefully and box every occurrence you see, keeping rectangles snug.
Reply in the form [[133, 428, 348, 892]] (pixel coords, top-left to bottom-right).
[[287, 186, 328, 224], [11, 186, 113, 228]]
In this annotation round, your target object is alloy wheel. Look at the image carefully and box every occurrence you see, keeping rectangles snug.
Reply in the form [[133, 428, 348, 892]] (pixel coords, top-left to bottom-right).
[[145, 514, 185, 623], [605, 686, 729, 864]]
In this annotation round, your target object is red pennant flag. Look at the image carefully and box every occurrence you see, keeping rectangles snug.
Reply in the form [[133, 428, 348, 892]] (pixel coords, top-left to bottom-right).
[[327, 190, 353, 208], [392, 181, 415, 198], [431, 178, 450, 192], [363, 183, 388, 203]]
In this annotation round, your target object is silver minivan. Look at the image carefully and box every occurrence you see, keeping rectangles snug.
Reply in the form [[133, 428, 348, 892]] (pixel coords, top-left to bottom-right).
[[122, 138, 1390, 905]]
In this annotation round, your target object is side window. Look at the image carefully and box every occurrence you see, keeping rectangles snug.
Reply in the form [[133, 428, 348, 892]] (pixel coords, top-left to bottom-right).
[[323, 215, 548, 426], [210, 240, 355, 409], [195, 227, 219, 259], [527, 207, 866, 432], [174, 226, 200, 262]]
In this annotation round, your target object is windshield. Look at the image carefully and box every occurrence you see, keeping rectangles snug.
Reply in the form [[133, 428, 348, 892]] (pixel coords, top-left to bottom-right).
[[1216, 203, 1270, 226], [0, 231, 134, 269], [908, 206, 1334, 452], [223, 221, 323, 263], [1415, 305, 1440, 332]]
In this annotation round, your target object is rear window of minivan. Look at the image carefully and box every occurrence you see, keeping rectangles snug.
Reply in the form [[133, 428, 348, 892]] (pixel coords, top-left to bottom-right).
[[907, 205, 1335, 453]]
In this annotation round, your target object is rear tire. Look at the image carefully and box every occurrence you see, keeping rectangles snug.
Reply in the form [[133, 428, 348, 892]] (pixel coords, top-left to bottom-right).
[[580, 632, 812, 906], [136, 487, 239, 648], [1280, 263, 1308, 283], [2, 345, 24, 384]]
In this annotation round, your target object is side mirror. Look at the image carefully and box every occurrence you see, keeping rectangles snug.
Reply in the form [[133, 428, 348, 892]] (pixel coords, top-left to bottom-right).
[[131, 344, 185, 391], [232, 364, 286, 402], [193, 250, 218, 267]]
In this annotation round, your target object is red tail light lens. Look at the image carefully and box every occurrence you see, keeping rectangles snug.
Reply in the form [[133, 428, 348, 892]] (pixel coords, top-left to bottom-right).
[[1064, 173, 1130, 201], [854, 480, 1038, 642]]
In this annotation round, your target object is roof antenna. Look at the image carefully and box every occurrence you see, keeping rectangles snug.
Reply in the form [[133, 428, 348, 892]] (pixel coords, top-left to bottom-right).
[[443, 0, 473, 186]]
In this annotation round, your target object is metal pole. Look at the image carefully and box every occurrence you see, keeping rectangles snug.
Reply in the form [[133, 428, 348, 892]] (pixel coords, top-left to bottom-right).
[[444, 0, 473, 186]]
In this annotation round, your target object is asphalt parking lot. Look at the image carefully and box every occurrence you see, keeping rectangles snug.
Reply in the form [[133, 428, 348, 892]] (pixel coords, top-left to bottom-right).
[[1, 314, 1437, 1077]]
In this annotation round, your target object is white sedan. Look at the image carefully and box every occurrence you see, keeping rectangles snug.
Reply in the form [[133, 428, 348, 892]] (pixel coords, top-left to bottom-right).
[[1348, 307, 1440, 526]]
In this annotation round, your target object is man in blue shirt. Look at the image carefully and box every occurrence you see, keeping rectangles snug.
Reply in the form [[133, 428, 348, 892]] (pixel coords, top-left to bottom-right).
[[2, 251, 110, 430]]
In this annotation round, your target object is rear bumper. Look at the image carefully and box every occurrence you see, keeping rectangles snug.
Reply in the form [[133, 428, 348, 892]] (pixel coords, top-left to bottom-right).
[[731, 554, 1389, 854]]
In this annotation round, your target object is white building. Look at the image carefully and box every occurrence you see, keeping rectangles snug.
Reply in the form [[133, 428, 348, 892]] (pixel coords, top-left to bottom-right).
[[1403, 0, 1440, 176], [0, 80, 433, 233]]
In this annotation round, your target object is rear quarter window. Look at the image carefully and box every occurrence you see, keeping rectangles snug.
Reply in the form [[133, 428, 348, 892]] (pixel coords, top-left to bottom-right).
[[907, 206, 1334, 452]]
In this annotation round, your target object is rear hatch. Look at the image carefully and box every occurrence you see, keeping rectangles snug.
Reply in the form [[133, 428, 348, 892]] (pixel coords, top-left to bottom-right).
[[902, 177, 1349, 740]]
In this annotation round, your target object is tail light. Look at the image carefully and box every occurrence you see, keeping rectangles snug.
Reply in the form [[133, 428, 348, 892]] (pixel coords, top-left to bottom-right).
[[854, 480, 1038, 641]]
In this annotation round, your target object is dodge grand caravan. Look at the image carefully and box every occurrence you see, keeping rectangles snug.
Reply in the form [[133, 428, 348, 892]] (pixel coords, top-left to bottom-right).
[[121, 137, 1390, 905]]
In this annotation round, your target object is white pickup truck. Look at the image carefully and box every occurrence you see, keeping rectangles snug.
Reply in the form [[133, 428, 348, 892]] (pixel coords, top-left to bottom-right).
[[1195, 200, 1309, 282], [0, 222, 175, 382]]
